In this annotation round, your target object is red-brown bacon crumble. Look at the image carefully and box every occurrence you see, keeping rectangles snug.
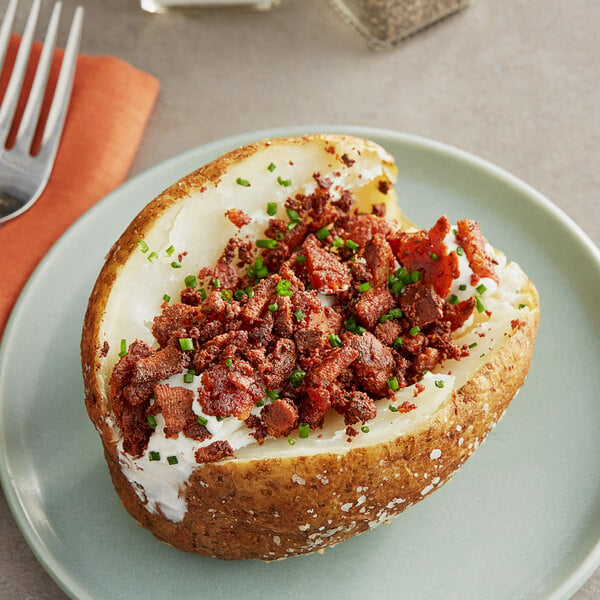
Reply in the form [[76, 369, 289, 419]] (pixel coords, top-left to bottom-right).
[[110, 174, 496, 462]]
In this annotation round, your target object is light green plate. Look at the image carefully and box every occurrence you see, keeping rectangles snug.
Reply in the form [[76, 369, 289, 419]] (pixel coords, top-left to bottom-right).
[[1, 127, 599, 600]]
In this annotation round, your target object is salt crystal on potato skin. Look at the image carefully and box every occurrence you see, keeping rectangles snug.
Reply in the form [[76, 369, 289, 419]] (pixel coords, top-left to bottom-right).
[[82, 134, 539, 560]]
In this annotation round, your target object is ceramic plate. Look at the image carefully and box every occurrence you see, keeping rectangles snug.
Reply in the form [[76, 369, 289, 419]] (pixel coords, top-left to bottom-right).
[[1, 126, 599, 600]]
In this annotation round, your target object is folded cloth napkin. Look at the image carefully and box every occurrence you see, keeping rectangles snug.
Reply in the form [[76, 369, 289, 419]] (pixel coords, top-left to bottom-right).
[[0, 36, 160, 338]]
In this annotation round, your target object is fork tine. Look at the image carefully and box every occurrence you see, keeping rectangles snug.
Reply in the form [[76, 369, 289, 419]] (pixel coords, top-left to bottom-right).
[[38, 5, 82, 158], [0, 0, 41, 144], [15, 1, 61, 152], [0, 0, 19, 72]]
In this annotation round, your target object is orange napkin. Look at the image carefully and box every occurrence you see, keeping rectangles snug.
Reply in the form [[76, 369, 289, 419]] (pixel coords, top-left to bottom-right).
[[0, 36, 160, 339]]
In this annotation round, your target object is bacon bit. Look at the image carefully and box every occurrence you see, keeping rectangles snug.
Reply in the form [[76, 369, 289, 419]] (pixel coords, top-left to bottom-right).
[[377, 180, 390, 194], [261, 399, 299, 438], [195, 440, 234, 464], [304, 235, 351, 294], [457, 219, 499, 284], [152, 385, 195, 438], [341, 153, 355, 167], [302, 387, 332, 427], [388, 216, 459, 298], [101, 341, 110, 357], [313, 173, 333, 189], [442, 297, 475, 331], [131, 345, 188, 384], [345, 426, 358, 437], [225, 208, 252, 228], [511, 319, 526, 330], [325, 145, 335, 154], [413, 383, 426, 397], [398, 401, 417, 413]]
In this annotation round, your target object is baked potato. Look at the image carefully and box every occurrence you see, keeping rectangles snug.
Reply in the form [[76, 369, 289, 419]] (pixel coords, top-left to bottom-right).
[[81, 134, 539, 560]]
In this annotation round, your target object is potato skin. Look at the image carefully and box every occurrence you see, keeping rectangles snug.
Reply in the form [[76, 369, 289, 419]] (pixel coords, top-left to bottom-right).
[[81, 134, 539, 560], [99, 302, 538, 560]]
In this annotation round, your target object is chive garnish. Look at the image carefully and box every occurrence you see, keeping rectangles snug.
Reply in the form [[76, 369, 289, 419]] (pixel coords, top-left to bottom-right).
[[265, 390, 280, 401], [332, 237, 344, 248], [267, 202, 277, 215], [468, 342, 478, 348], [234, 289, 245, 301], [476, 297, 486, 313], [387, 377, 400, 391], [163, 294, 171, 303], [393, 337, 403, 349], [288, 437, 296, 446], [147, 251, 158, 263], [456, 247, 464, 256], [435, 380, 445, 389], [257, 239, 278, 249], [289, 369, 306, 387], [221, 290, 232, 301], [225, 357, 233, 367], [213, 278, 221, 288], [294, 309, 305, 321], [277, 176, 292, 187], [183, 370, 195, 383], [286, 208, 301, 222], [298, 423, 310, 438], [358, 282, 370, 293], [137, 240, 149, 253], [328, 333, 342, 348], [361, 425, 370, 433], [147, 415, 157, 429], [476, 283, 487, 295], [166, 245, 175, 257], [295, 255, 306, 264], [170, 261, 182, 269], [119, 339, 127, 357], [197, 415, 208, 426], [184, 275, 197, 288], [448, 295, 459, 305], [409, 326, 420, 336], [345, 239, 359, 251], [167, 455, 179, 465], [459, 284, 467, 291], [179, 338, 194, 351], [388, 404, 399, 412], [267, 162, 276, 172], [236, 177, 250, 187], [275, 279, 293, 297], [268, 302, 279, 312], [315, 226, 330, 240], [149, 451, 160, 461], [430, 253, 438, 261]]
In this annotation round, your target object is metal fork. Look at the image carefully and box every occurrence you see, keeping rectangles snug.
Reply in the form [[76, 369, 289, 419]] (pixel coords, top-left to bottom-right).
[[0, 0, 83, 223]]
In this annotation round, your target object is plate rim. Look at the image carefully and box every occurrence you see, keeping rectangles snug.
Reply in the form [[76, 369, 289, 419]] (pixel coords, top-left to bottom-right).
[[1, 125, 599, 600]]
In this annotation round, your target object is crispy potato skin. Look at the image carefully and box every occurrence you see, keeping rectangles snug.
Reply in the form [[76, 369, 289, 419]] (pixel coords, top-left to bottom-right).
[[81, 134, 539, 560]]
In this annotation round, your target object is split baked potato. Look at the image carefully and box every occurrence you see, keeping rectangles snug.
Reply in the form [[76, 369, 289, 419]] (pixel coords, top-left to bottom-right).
[[81, 134, 539, 560]]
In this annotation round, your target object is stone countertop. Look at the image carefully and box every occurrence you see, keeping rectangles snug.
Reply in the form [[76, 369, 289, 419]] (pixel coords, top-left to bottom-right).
[[0, 0, 598, 598]]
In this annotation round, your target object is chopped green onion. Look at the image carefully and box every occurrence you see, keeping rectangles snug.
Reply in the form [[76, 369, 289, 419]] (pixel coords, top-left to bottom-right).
[[197, 415, 208, 426], [275, 232, 284, 241], [149, 451, 161, 461], [179, 338, 194, 351], [146, 415, 157, 429], [361, 425, 370, 433], [295, 255, 306, 264], [298, 423, 310, 438], [447, 294, 459, 305], [224, 358, 233, 368], [328, 333, 342, 348], [184, 275, 197, 289], [147, 251, 158, 263], [518, 303, 526, 309], [221, 290, 232, 301], [267, 201, 277, 215], [387, 376, 400, 391], [199, 288, 207, 301], [332, 237, 344, 248], [358, 282, 370, 293], [435, 380, 445, 389], [256, 239, 278, 249], [315, 226, 330, 240], [163, 294, 171, 303], [183, 370, 195, 383], [170, 261, 182, 269], [286, 208, 301, 222], [294, 309, 305, 321], [255, 398, 265, 407], [388, 404, 399, 412], [389, 307, 403, 319], [236, 177, 250, 187], [119, 339, 127, 357], [475, 296, 486, 313], [167, 455, 179, 465], [234, 289, 245, 301], [275, 279, 292, 296], [213, 278, 221, 289], [410, 271, 422, 283], [459, 284, 467, 291], [287, 220, 299, 232], [289, 369, 306, 387], [166, 245, 175, 257], [344, 315, 366, 336], [265, 390, 280, 401], [393, 337, 403, 349], [456, 247, 464, 256], [255, 265, 269, 278], [245, 287, 254, 299], [468, 342, 478, 348], [277, 176, 292, 187], [137, 240, 149, 253], [345, 239, 359, 251], [288, 437, 296, 446], [409, 326, 420, 336], [476, 283, 487, 295], [430, 253, 438, 261], [268, 302, 279, 312]]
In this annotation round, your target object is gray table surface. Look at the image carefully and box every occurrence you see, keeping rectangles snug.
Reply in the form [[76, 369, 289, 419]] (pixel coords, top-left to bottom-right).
[[0, 0, 598, 598]]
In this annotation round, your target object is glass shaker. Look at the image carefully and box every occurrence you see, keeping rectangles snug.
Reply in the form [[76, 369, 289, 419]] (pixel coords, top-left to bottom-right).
[[330, 0, 470, 50]]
